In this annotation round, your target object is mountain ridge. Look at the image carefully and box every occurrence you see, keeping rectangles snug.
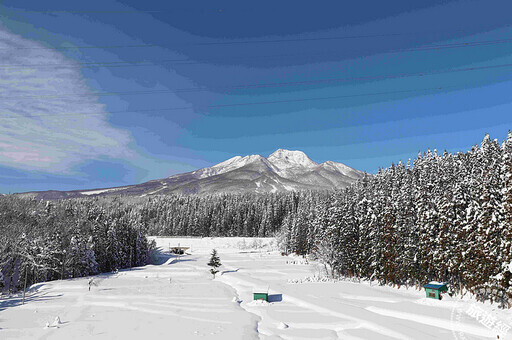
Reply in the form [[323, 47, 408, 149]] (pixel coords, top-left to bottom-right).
[[16, 149, 364, 199]]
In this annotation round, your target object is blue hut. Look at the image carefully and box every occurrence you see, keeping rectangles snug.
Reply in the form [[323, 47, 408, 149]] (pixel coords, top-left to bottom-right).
[[424, 282, 448, 300]]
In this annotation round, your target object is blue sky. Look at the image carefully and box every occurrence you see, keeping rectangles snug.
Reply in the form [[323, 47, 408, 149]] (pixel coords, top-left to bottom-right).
[[0, 0, 511, 193]]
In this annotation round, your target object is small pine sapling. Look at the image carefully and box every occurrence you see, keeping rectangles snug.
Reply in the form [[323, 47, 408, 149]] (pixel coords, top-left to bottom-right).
[[207, 249, 221, 278], [88, 277, 99, 291]]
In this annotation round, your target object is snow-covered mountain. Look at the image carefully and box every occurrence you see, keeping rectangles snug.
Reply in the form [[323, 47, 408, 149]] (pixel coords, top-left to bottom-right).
[[268, 149, 318, 170], [19, 149, 364, 199]]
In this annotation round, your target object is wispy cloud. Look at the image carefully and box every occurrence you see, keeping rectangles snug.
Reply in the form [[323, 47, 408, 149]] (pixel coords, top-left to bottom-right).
[[0, 25, 132, 173]]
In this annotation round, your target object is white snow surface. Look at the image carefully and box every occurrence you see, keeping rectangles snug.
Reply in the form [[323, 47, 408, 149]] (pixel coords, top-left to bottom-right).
[[80, 186, 130, 196], [1, 236, 509, 340], [80, 189, 111, 195], [320, 160, 360, 177], [80, 187, 127, 196], [193, 155, 278, 179]]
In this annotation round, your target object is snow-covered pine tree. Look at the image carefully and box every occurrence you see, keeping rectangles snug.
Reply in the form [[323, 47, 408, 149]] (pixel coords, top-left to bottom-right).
[[354, 174, 374, 280], [381, 164, 400, 285], [450, 151, 472, 294], [276, 214, 293, 254], [415, 150, 440, 283], [437, 152, 467, 287], [475, 136, 503, 287], [67, 232, 98, 278], [464, 135, 503, 290], [333, 189, 358, 278], [367, 169, 385, 283], [207, 249, 221, 278], [499, 131, 512, 296], [311, 197, 338, 277], [290, 205, 310, 255], [38, 231, 64, 282], [396, 160, 418, 286]]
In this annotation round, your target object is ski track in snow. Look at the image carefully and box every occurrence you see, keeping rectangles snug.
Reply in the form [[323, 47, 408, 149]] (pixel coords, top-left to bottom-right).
[[84, 300, 232, 323], [0, 237, 506, 340], [218, 267, 410, 339], [337, 292, 399, 303], [366, 306, 494, 338]]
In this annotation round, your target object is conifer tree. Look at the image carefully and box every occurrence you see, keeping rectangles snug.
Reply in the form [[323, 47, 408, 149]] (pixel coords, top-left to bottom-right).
[[207, 249, 221, 278], [500, 131, 512, 293]]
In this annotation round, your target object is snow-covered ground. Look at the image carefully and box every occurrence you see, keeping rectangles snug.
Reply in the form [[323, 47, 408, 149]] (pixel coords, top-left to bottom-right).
[[1, 237, 511, 339]]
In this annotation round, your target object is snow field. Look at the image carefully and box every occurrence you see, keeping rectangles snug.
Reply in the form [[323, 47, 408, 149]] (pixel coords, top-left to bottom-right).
[[1, 236, 511, 339]]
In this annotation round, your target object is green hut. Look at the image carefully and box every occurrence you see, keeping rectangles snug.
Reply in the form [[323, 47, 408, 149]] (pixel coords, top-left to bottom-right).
[[424, 282, 448, 300], [253, 292, 268, 301], [253, 287, 269, 301]]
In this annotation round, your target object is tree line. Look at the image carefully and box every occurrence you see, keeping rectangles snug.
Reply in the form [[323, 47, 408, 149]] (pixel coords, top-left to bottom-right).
[[0, 197, 154, 293], [279, 133, 512, 307], [0, 191, 318, 293], [139, 192, 321, 237]]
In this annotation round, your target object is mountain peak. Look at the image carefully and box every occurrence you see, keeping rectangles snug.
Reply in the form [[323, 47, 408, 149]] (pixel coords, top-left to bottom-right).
[[268, 149, 317, 170], [269, 148, 305, 157]]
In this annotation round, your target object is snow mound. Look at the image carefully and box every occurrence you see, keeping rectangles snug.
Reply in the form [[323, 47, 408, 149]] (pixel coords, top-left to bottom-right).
[[277, 322, 289, 329], [285, 258, 309, 265], [288, 275, 338, 284], [288, 275, 362, 284], [52, 316, 62, 326]]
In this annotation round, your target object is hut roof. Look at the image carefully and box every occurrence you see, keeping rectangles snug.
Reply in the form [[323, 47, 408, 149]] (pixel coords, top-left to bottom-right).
[[423, 282, 448, 290], [253, 287, 269, 294]]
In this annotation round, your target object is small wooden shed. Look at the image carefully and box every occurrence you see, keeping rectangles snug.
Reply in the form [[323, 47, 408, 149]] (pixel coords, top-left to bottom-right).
[[254, 292, 268, 301], [424, 282, 448, 300], [253, 287, 269, 301]]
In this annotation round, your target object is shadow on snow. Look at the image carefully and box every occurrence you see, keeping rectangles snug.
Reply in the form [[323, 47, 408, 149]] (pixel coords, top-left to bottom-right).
[[0, 289, 63, 312]]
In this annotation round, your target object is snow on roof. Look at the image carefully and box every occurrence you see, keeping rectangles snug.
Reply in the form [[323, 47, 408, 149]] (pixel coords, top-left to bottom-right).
[[428, 281, 447, 285], [253, 287, 269, 293], [424, 282, 448, 289]]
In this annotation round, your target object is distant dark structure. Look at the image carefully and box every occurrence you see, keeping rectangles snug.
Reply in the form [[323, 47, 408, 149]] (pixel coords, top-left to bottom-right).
[[170, 246, 189, 255]]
